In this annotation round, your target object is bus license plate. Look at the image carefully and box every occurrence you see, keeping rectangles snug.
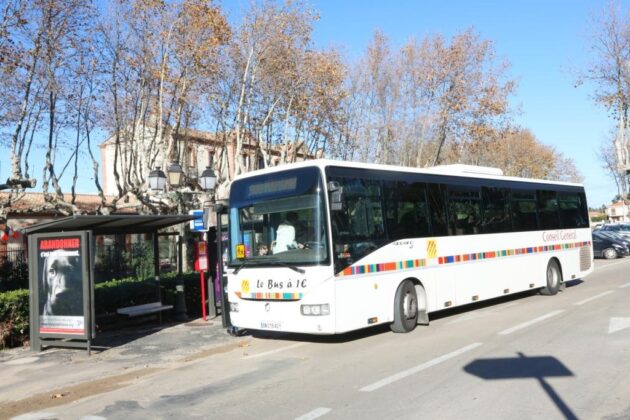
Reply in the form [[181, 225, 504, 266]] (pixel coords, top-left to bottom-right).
[[260, 321, 282, 330]]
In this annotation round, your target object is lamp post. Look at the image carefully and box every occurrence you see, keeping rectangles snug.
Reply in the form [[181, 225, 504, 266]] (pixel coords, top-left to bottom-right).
[[199, 166, 217, 192], [148, 163, 189, 321], [167, 161, 184, 188], [148, 162, 219, 322], [148, 167, 166, 191], [199, 166, 218, 319]]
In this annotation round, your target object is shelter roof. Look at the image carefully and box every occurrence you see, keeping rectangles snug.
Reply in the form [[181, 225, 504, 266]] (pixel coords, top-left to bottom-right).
[[24, 214, 196, 235]]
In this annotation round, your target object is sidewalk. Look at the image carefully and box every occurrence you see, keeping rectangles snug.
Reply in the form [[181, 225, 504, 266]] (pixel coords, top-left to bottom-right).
[[0, 317, 246, 419]]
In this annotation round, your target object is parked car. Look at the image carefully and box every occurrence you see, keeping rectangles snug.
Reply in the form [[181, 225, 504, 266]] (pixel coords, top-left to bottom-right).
[[598, 223, 630, 238], [592, 231, 630, 259], [597, 230, 630, 250]]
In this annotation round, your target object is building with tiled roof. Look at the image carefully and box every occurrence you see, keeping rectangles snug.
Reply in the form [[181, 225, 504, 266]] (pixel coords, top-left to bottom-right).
[[606, 200, 630, 223], [99, 126, 312, 196], [0, 192, 138, 257]]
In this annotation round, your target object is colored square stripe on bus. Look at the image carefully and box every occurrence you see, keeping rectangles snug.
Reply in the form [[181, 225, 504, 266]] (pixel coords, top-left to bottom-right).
[[235, 292, 303, 300], [336, 241, 591, 277]]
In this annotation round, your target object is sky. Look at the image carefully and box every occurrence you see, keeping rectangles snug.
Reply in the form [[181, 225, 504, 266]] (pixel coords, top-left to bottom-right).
[[304, 0, 619, 207], [0, 0, 623, 208]]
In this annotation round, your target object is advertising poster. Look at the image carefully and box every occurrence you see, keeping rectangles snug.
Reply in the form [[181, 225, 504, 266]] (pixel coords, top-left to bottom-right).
[[37, 235, 85, 335]]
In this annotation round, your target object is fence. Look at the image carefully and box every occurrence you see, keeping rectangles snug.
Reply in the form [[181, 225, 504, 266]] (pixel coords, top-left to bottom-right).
[[0, 247, 28, 292], [0, 235, 189, 290], [0, 248, 27, 265]]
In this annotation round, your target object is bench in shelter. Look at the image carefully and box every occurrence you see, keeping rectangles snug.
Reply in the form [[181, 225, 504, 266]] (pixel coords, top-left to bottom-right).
[[117, 302, 173, 322]]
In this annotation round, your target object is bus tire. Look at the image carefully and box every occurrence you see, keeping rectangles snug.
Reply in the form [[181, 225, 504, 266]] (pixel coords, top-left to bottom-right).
[[540, 259, 562, 296], [391, 280, 418, 333]]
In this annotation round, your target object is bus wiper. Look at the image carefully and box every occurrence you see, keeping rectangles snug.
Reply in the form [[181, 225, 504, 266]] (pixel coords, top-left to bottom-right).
[[232, 259, 305, 274], [233, 260, 257, 275], [267, 260, 306, 274]]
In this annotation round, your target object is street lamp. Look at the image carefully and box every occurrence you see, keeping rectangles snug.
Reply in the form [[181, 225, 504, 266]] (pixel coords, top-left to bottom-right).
[[148, 166, 166, 191], [167, 161, 184, 188], [199, 166, 217, 191]]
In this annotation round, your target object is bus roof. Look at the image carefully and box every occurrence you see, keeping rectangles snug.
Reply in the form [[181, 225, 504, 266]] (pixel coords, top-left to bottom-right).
[[233, 159, 584, 188]]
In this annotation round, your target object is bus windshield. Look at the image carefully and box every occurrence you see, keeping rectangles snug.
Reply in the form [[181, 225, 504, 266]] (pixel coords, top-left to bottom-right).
[[228, 167, 329, 267]]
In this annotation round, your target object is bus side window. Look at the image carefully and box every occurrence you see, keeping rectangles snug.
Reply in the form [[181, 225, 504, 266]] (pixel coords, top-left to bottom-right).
[[577, 192, 589, 228], [559, 192, 589, 229], [537, 190, 560, 229], [448, 187, 482, 236], [482, 187, 511, 233], [427, 183, 448, 236], [406, 182, 430, 237], [511, 190, 538, 231]]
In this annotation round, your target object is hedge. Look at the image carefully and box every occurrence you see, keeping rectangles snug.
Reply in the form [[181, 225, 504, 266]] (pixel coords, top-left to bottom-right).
[[0, 272, 211, 349], [94, 271, 204, 316], [0, 289, 30, 349]]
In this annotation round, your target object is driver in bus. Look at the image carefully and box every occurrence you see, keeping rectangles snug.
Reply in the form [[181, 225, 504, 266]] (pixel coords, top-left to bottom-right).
[[272, 212, 305, 253]]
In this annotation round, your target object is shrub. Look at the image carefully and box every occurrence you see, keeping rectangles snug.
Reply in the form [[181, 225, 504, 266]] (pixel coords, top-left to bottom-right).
[[94, 272, 203, 316], [0, 259, 29, 292], [123, 242, 155, 283], [0, 271, 209, 349], [0, 289, 30, 349], [159, 272, 204, 317], [95, 277, 160, 314]]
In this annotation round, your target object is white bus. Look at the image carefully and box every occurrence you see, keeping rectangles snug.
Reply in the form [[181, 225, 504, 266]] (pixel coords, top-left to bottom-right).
[[225, 160, 593, 334]]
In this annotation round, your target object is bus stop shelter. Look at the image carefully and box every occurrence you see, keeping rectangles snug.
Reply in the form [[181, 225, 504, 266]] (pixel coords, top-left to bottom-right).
[[24, 214, 196, 354]]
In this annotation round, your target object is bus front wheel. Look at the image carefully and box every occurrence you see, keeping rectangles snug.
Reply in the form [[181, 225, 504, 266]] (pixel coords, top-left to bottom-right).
[[391, 280, 418, 333], [541, 259, 562, 296]]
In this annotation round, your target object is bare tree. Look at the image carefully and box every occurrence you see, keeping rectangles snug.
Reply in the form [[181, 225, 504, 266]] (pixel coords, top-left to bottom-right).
[[340, 28, 514, 168], [99, 0, 230, 213], [581, 1, 630, 197], [210, 0, 346, 200]]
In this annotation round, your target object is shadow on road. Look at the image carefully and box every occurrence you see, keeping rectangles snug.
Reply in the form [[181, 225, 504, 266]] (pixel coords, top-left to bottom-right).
[[243, 323, 392, 344], [90, 320, 186, 351], [464, 352, 577, 420], [564, 279, 584, 288]]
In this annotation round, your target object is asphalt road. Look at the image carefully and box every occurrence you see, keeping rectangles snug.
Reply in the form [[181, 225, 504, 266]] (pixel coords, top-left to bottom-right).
[[7, 258, 630, 420]]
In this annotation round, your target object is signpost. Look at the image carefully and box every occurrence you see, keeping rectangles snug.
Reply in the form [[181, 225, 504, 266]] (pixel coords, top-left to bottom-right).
[[198, 240, 208, 321], [189, 209, 207, 232]]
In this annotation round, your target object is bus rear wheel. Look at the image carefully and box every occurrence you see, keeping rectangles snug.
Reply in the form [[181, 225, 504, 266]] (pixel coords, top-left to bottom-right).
[[391, 280, 418, 333], [541, 259, 562, 295]]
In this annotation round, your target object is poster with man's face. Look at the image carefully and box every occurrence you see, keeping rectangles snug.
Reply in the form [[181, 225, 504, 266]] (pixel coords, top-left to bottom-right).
[[38, 236, 85, 335]]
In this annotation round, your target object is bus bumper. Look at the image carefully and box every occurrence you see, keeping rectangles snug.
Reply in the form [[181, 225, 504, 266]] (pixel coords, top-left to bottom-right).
[[228, 298, 336, 334]]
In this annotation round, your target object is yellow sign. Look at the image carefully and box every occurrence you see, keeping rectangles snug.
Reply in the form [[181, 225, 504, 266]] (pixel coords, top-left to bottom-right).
[[427, 239, 437, 259], [241, 279, 250, 294], [236, 244, 246, 259]]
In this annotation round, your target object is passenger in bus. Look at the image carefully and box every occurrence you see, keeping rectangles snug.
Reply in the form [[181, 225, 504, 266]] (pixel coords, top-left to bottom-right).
[[272, 212, 304, 253], [257, 243, 269, 256]]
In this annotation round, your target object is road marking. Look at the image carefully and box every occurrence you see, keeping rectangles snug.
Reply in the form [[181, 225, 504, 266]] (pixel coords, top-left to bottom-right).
[[294, 407, 331, 420], [620, 282, 630, 289], [574, 291, 613, 306], [608, 318, 630, 334], [241, 342, 307, 360], [359, 342, 483, 392], [498, 310, 564, 335], [595, 258, 630, 271], [12, 413, 57, 420], [446, 302, 520, 325]]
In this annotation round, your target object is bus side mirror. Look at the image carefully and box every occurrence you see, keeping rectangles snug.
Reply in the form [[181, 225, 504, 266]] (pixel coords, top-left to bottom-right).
[[328, 181, 343, 211]]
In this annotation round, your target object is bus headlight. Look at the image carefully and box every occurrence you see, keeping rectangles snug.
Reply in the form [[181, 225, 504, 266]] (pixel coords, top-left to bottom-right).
[[229, 302, 239, 312], [301, 304, 330, 316]]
